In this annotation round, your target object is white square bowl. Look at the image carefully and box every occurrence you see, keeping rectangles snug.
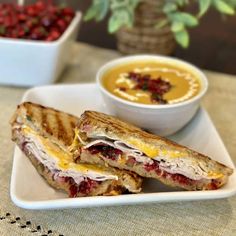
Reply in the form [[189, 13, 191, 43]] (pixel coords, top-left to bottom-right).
[[0, 12, 82, 87]]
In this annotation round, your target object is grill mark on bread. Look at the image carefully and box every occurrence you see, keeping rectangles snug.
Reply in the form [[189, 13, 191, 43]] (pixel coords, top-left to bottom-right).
[[11, 102, 79, 150], [81, 111, 169, 140], [42, 108, 54, 136], [55, 112, 67, 144], [79, 111, 181, 151]]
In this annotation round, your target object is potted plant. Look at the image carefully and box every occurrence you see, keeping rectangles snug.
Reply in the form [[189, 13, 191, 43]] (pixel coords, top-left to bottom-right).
[[84, 0, 235, 55]]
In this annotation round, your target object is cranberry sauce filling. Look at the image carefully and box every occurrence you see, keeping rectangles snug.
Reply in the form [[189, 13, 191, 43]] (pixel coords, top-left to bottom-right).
[[55, 175, 99, 197], [68, 178, 99, 197], [87, 145, 123, 161], [87, 145, 196, 186], [19, 139, 100, 198], [128, 72, 172, 104], [144, 161, 197, 186], [87, 144, 217, 189], [143, 161, 219, 188]]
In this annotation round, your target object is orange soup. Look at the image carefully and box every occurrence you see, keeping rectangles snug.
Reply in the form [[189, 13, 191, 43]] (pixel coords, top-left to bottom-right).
[[102, 61, 201, 105]]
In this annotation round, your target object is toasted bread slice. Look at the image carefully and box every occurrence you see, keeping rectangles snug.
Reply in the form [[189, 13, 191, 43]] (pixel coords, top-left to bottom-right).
[[10, 102, 77, 150], [75, 110, 233, 191], [10, 103, 142, 197]]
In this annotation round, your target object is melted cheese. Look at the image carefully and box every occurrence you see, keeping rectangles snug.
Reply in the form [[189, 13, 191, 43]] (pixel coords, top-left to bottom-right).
[[127, 138, 159, 158], [122, 138, 224, 180], [159, 150, 186, 158], [126, 138, 187, 159], [22, 126, 117, 176], [23, 125, 73, 164], [207, 171, 224, 179], [68, 128, 81, 152]]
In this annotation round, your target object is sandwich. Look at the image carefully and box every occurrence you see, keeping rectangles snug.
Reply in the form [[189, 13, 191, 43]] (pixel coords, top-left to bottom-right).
[[10, 102, 142, 197], [73, 111, 233, 191]]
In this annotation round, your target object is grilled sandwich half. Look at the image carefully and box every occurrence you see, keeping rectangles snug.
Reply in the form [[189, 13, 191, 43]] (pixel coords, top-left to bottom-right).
[[73, 110, 233, 191], [10, 102, 142, 197]]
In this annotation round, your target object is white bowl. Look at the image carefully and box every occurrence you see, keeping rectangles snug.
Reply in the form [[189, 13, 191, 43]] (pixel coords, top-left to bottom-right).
[[0, 12, 82, 87], [96, 55, 208, 136]]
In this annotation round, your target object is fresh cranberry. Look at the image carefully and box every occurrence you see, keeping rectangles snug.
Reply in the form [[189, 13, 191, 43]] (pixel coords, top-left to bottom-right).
[[56, 19, 67, 32], [30, 26, 48, 40], [18, 13, 27, 21], [0, 1, 75, 41], [35, 1, 46, 11], [62, 7, 74, 17], [41, 15, 55, 27], [17, 27, 25, 37], [15, 5, 24, 13], [64, 15, 73, 23], [45, 36, 54, 41], [50, 30, 60, 40], [47, 5, 58, 15], [9, 29, 18, 38], [3, 16, 13, 27]]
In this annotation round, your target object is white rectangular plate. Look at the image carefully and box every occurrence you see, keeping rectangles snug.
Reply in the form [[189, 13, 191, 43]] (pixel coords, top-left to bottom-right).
[[10, 83, 236, 209]]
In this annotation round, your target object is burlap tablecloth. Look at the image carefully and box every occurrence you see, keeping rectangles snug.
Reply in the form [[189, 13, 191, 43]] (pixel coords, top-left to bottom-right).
[[0, 43, 236, 236]]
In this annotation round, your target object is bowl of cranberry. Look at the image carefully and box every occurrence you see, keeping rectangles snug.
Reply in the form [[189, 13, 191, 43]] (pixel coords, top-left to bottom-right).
[[0, 1, 81, 86]]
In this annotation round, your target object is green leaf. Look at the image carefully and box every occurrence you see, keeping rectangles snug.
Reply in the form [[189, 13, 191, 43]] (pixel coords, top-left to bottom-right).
[[129, 0, 140, 9], [227, 0, 236, 7], [84, 6, 97, 21], [111, 0, 127, 10], [169, 12, 199, 27], [174, 29, 189, 48], [96, 0, 109, 21], [163, 3, 177, 13], [198, 0, 212, 17], [111, 0, 140, 10], [108, 14, 121, 33], [155, 19, 169, 29], [84, 0, 109, 22], [214, 0, 235, 15], [171, 22, 184, 32], [175, 0, 189, 7], [108, 9, 131, 33]]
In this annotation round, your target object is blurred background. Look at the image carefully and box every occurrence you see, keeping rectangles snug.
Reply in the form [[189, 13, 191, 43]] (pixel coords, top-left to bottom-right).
[[2, 0, 236, 75]]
